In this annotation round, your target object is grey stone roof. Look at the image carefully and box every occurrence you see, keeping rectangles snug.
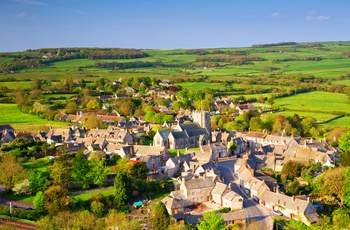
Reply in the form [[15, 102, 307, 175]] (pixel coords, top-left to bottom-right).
[[184, 176, 216, 190], [158, 130, 171, 139], [171, 131, 188, 139], [211, 182, 227, 196]]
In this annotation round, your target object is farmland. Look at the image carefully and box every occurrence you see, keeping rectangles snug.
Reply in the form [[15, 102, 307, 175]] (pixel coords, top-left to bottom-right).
[[0, 103, 68, 131], [0, 41, 350, 132]]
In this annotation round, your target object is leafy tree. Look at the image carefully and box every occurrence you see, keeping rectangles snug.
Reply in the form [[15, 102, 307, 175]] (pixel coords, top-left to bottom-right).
[[114, 171, 132, 206], [0, 154, 27, 191], [319, 167, 347, 203], [44, 185, 71, 214], [152, 201, 170, 230], [65, 101, 78, 114], [339, 131, 350, 152], [84, 115, 103, 129], [197, 211, 225, 230], [328, 127, 348, 142], [339, 151, 350, 166], [33, 191, 45, 212], [28, 170, 49, 192], [332, 208, 350, 229], [344, 168, 350, 208], [249, 117, 263, 131], [88, 158, 107, 187], [130, 162, 149, 178], [281, 161, 304, 180], [91, 200, 104, 217], [72, 152, 91, 189], [285, 179, 301, 195], [12, 179, 31, 195], [50, 154, 74, 186], [86, 99, 101, 110]]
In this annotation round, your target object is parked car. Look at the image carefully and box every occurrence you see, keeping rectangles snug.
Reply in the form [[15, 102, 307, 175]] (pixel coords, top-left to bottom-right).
[[272, 210, 283, 216]]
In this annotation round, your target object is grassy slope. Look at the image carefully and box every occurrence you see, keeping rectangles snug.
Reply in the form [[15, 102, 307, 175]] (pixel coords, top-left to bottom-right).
[[274, 91, 350, 114], [0, 103, 68, 131]]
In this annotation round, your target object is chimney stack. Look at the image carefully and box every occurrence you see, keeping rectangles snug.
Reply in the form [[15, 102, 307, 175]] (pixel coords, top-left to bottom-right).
[[292, 195, 295, 202]]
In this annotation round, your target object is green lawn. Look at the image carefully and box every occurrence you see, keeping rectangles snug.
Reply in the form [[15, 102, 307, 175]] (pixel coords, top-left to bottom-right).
[[332, 79, 350, 86], [72, 187, 115, 201], [0, 103, 68, 131], [274, 91, 350, 115], [3, 193, 35, 203], [0, 81, 32, 89], [169, 148, 200, 156], [21, 157, 52, 172]]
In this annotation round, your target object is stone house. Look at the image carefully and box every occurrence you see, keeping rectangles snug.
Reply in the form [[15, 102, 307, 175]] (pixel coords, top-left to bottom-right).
[[259, 190, 318, 225]]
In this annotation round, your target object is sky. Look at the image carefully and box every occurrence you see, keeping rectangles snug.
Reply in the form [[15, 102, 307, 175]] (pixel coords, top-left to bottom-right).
[[1, 0, 350, 52]]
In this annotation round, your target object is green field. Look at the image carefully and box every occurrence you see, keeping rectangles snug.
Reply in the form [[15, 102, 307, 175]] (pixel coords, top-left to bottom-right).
[[0, 81, 32, 89], [72, 187, 115, 201], [0, 103, 67, 131], [332, 79, 350, 86], [274, 91, 350, 114]]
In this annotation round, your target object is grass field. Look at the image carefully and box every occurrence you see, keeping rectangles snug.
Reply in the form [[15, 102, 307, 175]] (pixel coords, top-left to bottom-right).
[[3, 193, 35, 203], [332, 79, 350, 86], [0, 103, 68, 131], [0, 81, 32, 89], [72, 187, 115, 201], [274, 91, 350, 114]]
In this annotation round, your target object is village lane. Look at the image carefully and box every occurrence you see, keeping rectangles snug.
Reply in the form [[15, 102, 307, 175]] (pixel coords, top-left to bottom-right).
[[218, 160, 273, 230]]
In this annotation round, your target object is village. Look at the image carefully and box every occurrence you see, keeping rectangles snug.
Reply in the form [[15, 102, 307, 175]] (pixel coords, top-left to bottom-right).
[[0, 103, 340, 228]]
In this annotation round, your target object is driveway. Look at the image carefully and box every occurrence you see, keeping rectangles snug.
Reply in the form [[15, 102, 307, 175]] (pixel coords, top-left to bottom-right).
[[218, 160, 273, 230]]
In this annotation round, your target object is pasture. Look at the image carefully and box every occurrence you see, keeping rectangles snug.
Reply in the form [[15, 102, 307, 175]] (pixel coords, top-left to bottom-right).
[[0, 103, 68, 131], [274, 91, 350, 115]]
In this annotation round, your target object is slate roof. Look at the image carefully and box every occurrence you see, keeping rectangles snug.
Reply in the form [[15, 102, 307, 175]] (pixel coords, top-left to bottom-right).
[[222, 191, 243, 202], [259, 190, 317, 216], [171, 131, 188, 139], [184, 176, 216, 190], [158, 130, 171, 139], [0, 124, 14, 132], [222, 210, 246, 221], [211, 182, 227, 196]]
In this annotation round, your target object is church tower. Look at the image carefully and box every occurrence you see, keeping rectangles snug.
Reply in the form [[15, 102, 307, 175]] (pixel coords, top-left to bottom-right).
[[192, 110, 211, 134]]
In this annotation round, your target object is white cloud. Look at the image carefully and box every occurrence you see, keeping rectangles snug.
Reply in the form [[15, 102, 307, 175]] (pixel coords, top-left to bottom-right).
[[69, 9, 87, 15], [12, 0, 47, 6], [270, 12, 280, 18], [16, 12, 28, 18], [306, 11, 330, 21]]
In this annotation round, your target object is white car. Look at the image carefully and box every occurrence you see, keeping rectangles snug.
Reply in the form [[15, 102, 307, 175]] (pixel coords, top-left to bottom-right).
[[272, 210, 283, 216]]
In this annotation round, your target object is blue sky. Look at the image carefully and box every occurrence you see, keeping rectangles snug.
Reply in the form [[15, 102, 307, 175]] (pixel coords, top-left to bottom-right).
[[1, 0, 349, 51]]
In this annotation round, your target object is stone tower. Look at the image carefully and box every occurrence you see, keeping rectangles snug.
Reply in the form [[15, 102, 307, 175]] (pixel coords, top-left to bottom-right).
[[192, 110, 211, 134]]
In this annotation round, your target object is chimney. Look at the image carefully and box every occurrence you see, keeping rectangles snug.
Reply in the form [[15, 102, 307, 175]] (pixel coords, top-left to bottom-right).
[[307, 197, 310, 202], [292, 195, 295, 202], [177, 151, 180, 157], [275, 186, 279, 194], [250, 168, 254, 177]]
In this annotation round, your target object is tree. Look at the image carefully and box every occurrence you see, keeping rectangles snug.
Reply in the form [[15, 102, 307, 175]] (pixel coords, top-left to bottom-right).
[[130, 162, 149, 178], [319, 167, 347, 203], [281, 161, 304, 181], [197, 211, 225, 230], [114, 171, 132, 206], [152, 201, 170, 230], [249, 117, 263, 131], [86, 99, 100, 110], [84, 115, 103, 129], [12, 179, 30, 195], [72, 152, 91, 189], [33, 191, 45, 212], [91, 201, 104, 217], [285, 179, 301, 195], [339, 131, 350, 152], [50, 154, 74, 186], [28, 170, 48, 192], [88, 158, 107, 187], [328, 127, 348, 142], [66, 101, 78, 114], [340, 151, 350, 166], [0, 154, 27, 191], [44, 185, 71, 214]]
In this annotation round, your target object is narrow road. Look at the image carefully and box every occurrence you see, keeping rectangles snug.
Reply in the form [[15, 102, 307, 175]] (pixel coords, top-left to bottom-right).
[[218, 160, 273, 230]]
